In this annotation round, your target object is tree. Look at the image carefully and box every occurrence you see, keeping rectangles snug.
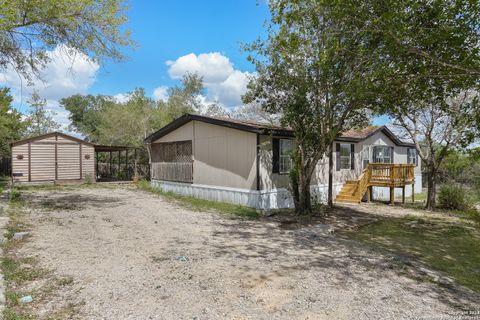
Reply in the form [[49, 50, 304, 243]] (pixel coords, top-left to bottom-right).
[[163, 73, 204, 119], [233, 103, 280, 125], [96, 88, 163, 147], [60, 94, 116, 141], [25, 92, 60, 136], [201, 101, 230, 118], [392, 91, 479, 210], [243, 1, 374, 213], [0, 0, 132, 81], [356, 0, 480, 210], [0, 88, 27, 158]]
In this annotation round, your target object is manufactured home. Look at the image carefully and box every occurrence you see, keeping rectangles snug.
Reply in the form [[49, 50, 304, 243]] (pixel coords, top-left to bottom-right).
[[145, 114, 422, 209]]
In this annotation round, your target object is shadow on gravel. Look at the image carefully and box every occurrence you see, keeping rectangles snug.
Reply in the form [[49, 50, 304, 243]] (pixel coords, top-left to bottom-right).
[[210, 205, 480, 309], [20, 192, 126, 211]]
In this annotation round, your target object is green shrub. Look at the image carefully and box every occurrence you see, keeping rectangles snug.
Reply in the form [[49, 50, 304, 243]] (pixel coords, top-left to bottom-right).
[[9, 188, 20, 201], [438, 184, 467, 210]]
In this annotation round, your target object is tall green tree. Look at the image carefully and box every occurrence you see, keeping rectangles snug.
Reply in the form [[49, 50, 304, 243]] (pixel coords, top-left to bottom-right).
[[0, 0, 133, 81], [162, 72, 204, 120], [243, 1, 374, 213], [392, 92, 479, 210], [246, 0, 480, 213], [25, 92, 60, 136], [355, 1, 480, 210], [60, 94, 116, 141], [0, 88, 27, 158]]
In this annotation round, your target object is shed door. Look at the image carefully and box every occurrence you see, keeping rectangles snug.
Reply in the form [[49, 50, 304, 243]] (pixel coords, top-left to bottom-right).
[[30, 143, 56, 181], [57, 143, 81, 180]]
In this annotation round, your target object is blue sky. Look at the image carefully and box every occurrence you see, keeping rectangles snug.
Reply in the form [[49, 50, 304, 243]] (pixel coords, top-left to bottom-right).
[[92, 1, 269, 97], [1, 0, 387, 127]]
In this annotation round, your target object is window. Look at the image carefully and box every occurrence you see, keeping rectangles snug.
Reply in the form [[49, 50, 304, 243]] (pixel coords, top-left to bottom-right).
[[339, 144, 351, 169], [373, 146, 393, 163], [279, 139, 294, 173], [407, 148, 417, 165], [361, 146, 371, 169]]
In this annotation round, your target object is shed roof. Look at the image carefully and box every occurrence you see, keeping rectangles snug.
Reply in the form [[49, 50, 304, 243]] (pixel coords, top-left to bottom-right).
[[10, 132, 95, 147], [145, 114, 415, 147]]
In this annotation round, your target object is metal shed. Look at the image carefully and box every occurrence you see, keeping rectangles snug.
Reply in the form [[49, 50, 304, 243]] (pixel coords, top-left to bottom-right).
[[10, 132, 95, 183]]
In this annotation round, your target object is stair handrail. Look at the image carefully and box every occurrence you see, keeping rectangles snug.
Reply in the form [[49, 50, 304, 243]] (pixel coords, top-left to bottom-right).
[[357, 167, 370, 202]]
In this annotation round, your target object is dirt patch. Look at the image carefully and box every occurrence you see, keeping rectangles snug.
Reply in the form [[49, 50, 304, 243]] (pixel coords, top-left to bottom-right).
[[9, 186, 479, 319]]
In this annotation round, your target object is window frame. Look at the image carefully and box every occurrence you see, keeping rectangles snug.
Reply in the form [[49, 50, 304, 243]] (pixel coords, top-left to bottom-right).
[[278, 138, 294, 174], [407, 148, 417, 166], [339, 143, 352, 170], [373, 145, 393, 164]]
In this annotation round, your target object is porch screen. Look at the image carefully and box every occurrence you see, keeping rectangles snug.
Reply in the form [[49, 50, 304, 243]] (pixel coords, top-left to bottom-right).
[[156, 141, 192, 162], [151, 140, 193, 182]]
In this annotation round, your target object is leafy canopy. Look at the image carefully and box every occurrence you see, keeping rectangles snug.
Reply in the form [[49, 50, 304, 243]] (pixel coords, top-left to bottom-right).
[[0, 0, 133, 81], [0, 88, 27, 157]]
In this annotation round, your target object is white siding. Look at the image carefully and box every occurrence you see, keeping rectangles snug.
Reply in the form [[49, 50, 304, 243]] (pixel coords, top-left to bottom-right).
[[30, 143, 56, 181], [11, 144, 29, 182]]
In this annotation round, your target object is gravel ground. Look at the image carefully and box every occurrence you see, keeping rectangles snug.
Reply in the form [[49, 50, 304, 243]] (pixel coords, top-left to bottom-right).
[[15, 186, 479, 319]]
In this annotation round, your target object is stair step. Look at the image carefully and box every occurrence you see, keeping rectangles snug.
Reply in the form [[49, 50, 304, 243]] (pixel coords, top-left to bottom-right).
[[341, 187, 358, 191], [336, 198, 360, 204], [336, 195, 360, 201], [337, 190, 358, 195]]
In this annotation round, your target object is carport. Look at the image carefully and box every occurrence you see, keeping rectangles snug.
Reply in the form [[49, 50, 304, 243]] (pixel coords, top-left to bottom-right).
[[94, 145, 140, 181]]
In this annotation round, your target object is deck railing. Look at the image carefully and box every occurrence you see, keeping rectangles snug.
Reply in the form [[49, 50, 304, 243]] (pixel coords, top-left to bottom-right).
[[368, 163, 415, 186], [151, 162, 193, 183]]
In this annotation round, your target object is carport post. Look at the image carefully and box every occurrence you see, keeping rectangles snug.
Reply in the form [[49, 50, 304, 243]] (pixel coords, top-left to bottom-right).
[[118, 151, 121, 179], [125, 149, 129, 179], [109, 151, 113, 177]]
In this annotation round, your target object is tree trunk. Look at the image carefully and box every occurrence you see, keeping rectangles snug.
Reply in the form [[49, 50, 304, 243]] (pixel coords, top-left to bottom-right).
[[327, 143, 334, 208], [426, 165, 437, 211], [297, 169, 312, 215]]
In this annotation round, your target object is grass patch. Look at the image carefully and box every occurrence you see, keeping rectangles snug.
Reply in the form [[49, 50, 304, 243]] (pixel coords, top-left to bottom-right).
[[345, 216, 480, 293], [137, 179, 259, 219]]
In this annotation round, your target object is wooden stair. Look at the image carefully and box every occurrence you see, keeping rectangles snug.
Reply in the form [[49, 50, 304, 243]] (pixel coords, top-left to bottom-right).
[[336, 180, 362, 203], [335, 163, 416, 204]]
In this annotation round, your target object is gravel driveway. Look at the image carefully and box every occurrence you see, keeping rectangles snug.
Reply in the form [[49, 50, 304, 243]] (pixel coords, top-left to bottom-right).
[[15, 186, 476, 319]]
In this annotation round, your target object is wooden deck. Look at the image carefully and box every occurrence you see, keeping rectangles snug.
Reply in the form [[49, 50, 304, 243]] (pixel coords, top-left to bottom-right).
[[336, 163, 415, 204]]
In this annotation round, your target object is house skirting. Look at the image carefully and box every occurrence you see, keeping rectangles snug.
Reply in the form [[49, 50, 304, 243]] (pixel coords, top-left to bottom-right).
[[150, 180, 344, 210]]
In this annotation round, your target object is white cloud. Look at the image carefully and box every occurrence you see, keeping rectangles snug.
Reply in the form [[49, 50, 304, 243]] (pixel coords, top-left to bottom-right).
[[0, 45, 99, 101], [113, 93, 131, 103], [0, 45, 100, 129], [152, 86, 169, 102], [166, 52, 251, 108], [167, 52, 234, 84]]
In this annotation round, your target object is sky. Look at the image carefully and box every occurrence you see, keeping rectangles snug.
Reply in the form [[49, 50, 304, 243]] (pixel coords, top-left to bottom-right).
[[0, 0, 387, 131]]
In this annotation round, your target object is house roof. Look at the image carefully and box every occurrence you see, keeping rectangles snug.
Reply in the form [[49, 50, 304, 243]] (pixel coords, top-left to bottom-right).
[[144, 114, 294, 143], [336, 126, 415, 147], [144, 114, 415, 147], [10, 132, 96, 147]]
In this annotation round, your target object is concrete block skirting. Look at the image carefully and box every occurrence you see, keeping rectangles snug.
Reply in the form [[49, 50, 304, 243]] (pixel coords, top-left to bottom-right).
[[151, 180, 344, 210]]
